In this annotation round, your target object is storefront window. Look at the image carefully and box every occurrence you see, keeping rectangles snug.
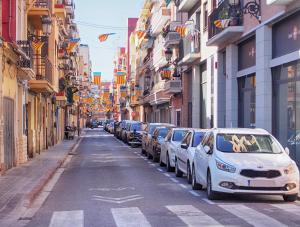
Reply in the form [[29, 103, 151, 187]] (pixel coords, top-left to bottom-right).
[[200, 63, 207, 128], [273, 60, 300, 167], [238, 74, 256, 128]]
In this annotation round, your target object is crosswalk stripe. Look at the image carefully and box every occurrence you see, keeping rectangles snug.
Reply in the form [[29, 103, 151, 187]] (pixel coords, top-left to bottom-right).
[[111, 207, 152, 227], [49, 210, 83, 227], [219, 205, 286, 227], [166, 205, 224, 226], [272, 204, 300, 214]]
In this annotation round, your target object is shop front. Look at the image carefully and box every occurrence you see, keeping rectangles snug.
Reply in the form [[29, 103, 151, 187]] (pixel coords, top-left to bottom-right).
[[272, 11, 300, 166]]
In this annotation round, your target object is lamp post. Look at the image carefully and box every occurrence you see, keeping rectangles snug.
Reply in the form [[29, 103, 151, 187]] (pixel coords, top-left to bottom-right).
[[41, 16, 52, 36], [228, 0, 261, 23]]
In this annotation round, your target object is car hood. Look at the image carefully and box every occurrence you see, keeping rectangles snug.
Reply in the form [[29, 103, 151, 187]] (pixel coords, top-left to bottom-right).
[[217, 152, 292, 169]]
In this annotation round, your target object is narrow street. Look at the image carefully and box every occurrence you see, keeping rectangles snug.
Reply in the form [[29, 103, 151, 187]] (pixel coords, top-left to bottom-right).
[[24, 129, 300, 227]]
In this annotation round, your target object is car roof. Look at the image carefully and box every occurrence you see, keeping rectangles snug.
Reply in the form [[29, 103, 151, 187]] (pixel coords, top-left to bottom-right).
[[149, 123, 174, 126], [212, 128, 269, 135]]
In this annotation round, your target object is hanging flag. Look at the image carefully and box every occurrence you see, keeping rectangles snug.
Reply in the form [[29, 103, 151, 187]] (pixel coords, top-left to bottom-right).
[[32, 40, 45, 51], [93, 72, 102, 85], [136, 30, 146, 39], [66, 38, 80, 53], [115, 73, 126, 85], [98, 33, 116, 42], [214, 19, 231, 29], [175, 26, 187, 37]]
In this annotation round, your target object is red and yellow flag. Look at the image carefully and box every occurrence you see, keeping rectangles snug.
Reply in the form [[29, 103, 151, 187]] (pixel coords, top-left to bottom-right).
[[115, 75, 126, 85], [98, 33, 116, 42], [136, 30, 146, 39], [175, 26, 187, 37], [93, 76, 101, 85]]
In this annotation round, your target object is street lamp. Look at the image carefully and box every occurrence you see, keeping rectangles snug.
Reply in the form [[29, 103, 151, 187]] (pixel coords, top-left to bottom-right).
[[42, 16, 52, 36], [228, 0, 261, 23]]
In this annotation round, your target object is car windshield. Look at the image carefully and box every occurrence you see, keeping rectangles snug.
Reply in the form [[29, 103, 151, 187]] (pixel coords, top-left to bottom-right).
[[217, 133, 283, 154], [158, 128, 168, 138], [131, 123, 142, 131], [192, 132, 205, 147], [173, 130, 188, 142]]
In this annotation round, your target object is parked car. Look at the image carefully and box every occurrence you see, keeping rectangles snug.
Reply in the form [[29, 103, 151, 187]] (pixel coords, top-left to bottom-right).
[[115, 120, 126, 139], [108, 122, 115, 134], [174, 129, 207, 183], [121, 121, 136, 142], [114, 121, 121, 137], [104, 120, 113, 131], [142, 123, 174, 155], [160, 128, 190, 171], [191, 128, 299, 201], [148, 126, 173, 162], [126, 122, 145, 147]]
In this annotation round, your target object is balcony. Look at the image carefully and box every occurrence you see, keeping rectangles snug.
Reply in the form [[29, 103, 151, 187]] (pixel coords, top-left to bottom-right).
[[29, 56, 54, 93], [65, 0, 75, 18], [17, 40, 35, 80], [164, 80, 182, 94], [178, 0, 199, 12], [151, 7, 171, 36], [267, 0, 296, 5], [164, 32, 181, 48], [28, 0, 51, 30], [178, 35, 200, 65], [207, 0, 244, 46], [54, 2, 67, 19]]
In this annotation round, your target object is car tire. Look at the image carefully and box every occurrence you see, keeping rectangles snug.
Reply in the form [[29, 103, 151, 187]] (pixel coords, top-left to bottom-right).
[[207, 171, 219, 200], [147, 151, 152, 159], [187, 163, 192, 184], [166, 153, 173, 172], [159, 156, 165, 167], [175, 159, 183, 177], [153, 147, 159, 162], [141, 148, 146, 155], [283, 194, 298, 202], [192, 165, 202, 190]]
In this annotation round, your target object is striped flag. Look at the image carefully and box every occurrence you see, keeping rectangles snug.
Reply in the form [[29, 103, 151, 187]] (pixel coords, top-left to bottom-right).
[[136, 30, 146, 39], [32, 40, 44, 51], [66, 38, 80, 53], [175, 26, 187, 37], [98, 33, 116, 42], [93, 72, 102, 85], [214, 19, 231, 29]]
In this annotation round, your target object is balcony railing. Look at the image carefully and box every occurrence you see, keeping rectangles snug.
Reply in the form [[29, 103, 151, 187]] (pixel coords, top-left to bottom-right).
[[17, 40, 33, 68], [164, 32, 181, 48], [208, 0, 243, 40], [178, 32, 201, 65], [33, 0, 50, 8], [33, 55, 53, 83]]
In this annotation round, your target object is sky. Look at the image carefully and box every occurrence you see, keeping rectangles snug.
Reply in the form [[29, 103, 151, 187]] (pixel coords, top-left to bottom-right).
[[74, 0, 144, 81]]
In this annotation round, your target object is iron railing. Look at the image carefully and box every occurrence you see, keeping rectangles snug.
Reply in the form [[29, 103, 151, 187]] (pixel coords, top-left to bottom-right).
[[33, 0, 50, 8], [33, 55, 53, 83], [208, 0, 243, 39], [17, 40, 33, 68]]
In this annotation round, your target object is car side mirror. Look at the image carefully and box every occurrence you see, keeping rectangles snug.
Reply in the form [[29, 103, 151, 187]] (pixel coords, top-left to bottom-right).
[[204, 145, 212, 154], [285, 147, 290, 156], [181, 144, 188, 149]]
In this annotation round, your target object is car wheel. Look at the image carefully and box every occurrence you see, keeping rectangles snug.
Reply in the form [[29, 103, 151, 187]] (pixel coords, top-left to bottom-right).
[[159, 155, 165, 167], [175, 159, 183, 177], [166, 153, 173, 172], [283, 194, 298, 202], [207, 171, 218, 200], [187, 163, 192, 184], [192, 165, 202, 190], [147, 151, 152, 159], [153, 147, 159, 162]]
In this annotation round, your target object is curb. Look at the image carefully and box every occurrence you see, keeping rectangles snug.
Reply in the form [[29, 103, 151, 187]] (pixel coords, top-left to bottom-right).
[[24, 137, 80, 207]]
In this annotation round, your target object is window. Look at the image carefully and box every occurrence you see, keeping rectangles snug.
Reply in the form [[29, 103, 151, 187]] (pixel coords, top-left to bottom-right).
[[192, 132, 205, 147], [166, 130, 172, 142], [173, 130, 188, 142], [182, 132, 191, 146], [158, 128, 169, 138], [200, 63, 207, 128], [176, 110, 181, 127], [203, 2, 208, 31]]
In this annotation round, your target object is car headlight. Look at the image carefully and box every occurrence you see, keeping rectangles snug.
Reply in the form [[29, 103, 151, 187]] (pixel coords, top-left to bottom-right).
[[284, 163, 296, 175], [216, 159, 236, 173]]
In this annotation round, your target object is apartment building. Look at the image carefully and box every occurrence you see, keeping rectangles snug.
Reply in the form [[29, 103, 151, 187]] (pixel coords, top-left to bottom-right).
[[0, 0, 82, 172]]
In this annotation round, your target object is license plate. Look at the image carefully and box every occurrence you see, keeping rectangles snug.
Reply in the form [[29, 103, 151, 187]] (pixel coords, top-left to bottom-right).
[[247, 180, 275, 187]]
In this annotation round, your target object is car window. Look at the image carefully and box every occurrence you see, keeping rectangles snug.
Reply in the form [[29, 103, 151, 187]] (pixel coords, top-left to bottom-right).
[[166, 130, 172, 141], [207, 133, 214, 151], [192, 132, 205, 147], [158, 128, 168, 138], [172, 130, 188, 142], [181, 132, 190, 145], [149, 126, 157, 135], [201, 132, 210, 146], [131, 123, 142, 131]]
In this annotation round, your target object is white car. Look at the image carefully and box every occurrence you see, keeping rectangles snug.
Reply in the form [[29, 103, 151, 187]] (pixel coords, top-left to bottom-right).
[[192, 128, 299, 202], [174, 129, 206, 183], [160, 128, 190, 171]]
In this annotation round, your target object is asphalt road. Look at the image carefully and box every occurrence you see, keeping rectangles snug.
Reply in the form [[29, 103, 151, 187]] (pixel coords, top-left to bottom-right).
[[25, 128, 300, 227]]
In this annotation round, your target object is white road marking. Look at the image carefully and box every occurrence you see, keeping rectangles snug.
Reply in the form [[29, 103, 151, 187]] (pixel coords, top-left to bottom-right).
[[164, 173, 171, 177], [111, 207, 151, 227], [219, 205, 287, 227], [92, 194, 143, 204], [150, 164, 156, 167], [189, 191, 201, 197], [170, 178, 179, 183], [166, 205, 223, 226], [49, 210, 83, 227], [157, 168, 164, 172], [179, 184, 188, 189], [271, 204, 300, 214], [202, 198, 216, 205]]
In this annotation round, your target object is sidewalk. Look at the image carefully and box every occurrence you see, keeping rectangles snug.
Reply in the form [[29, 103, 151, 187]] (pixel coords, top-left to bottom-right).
[[0, 137, 79, 224]]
